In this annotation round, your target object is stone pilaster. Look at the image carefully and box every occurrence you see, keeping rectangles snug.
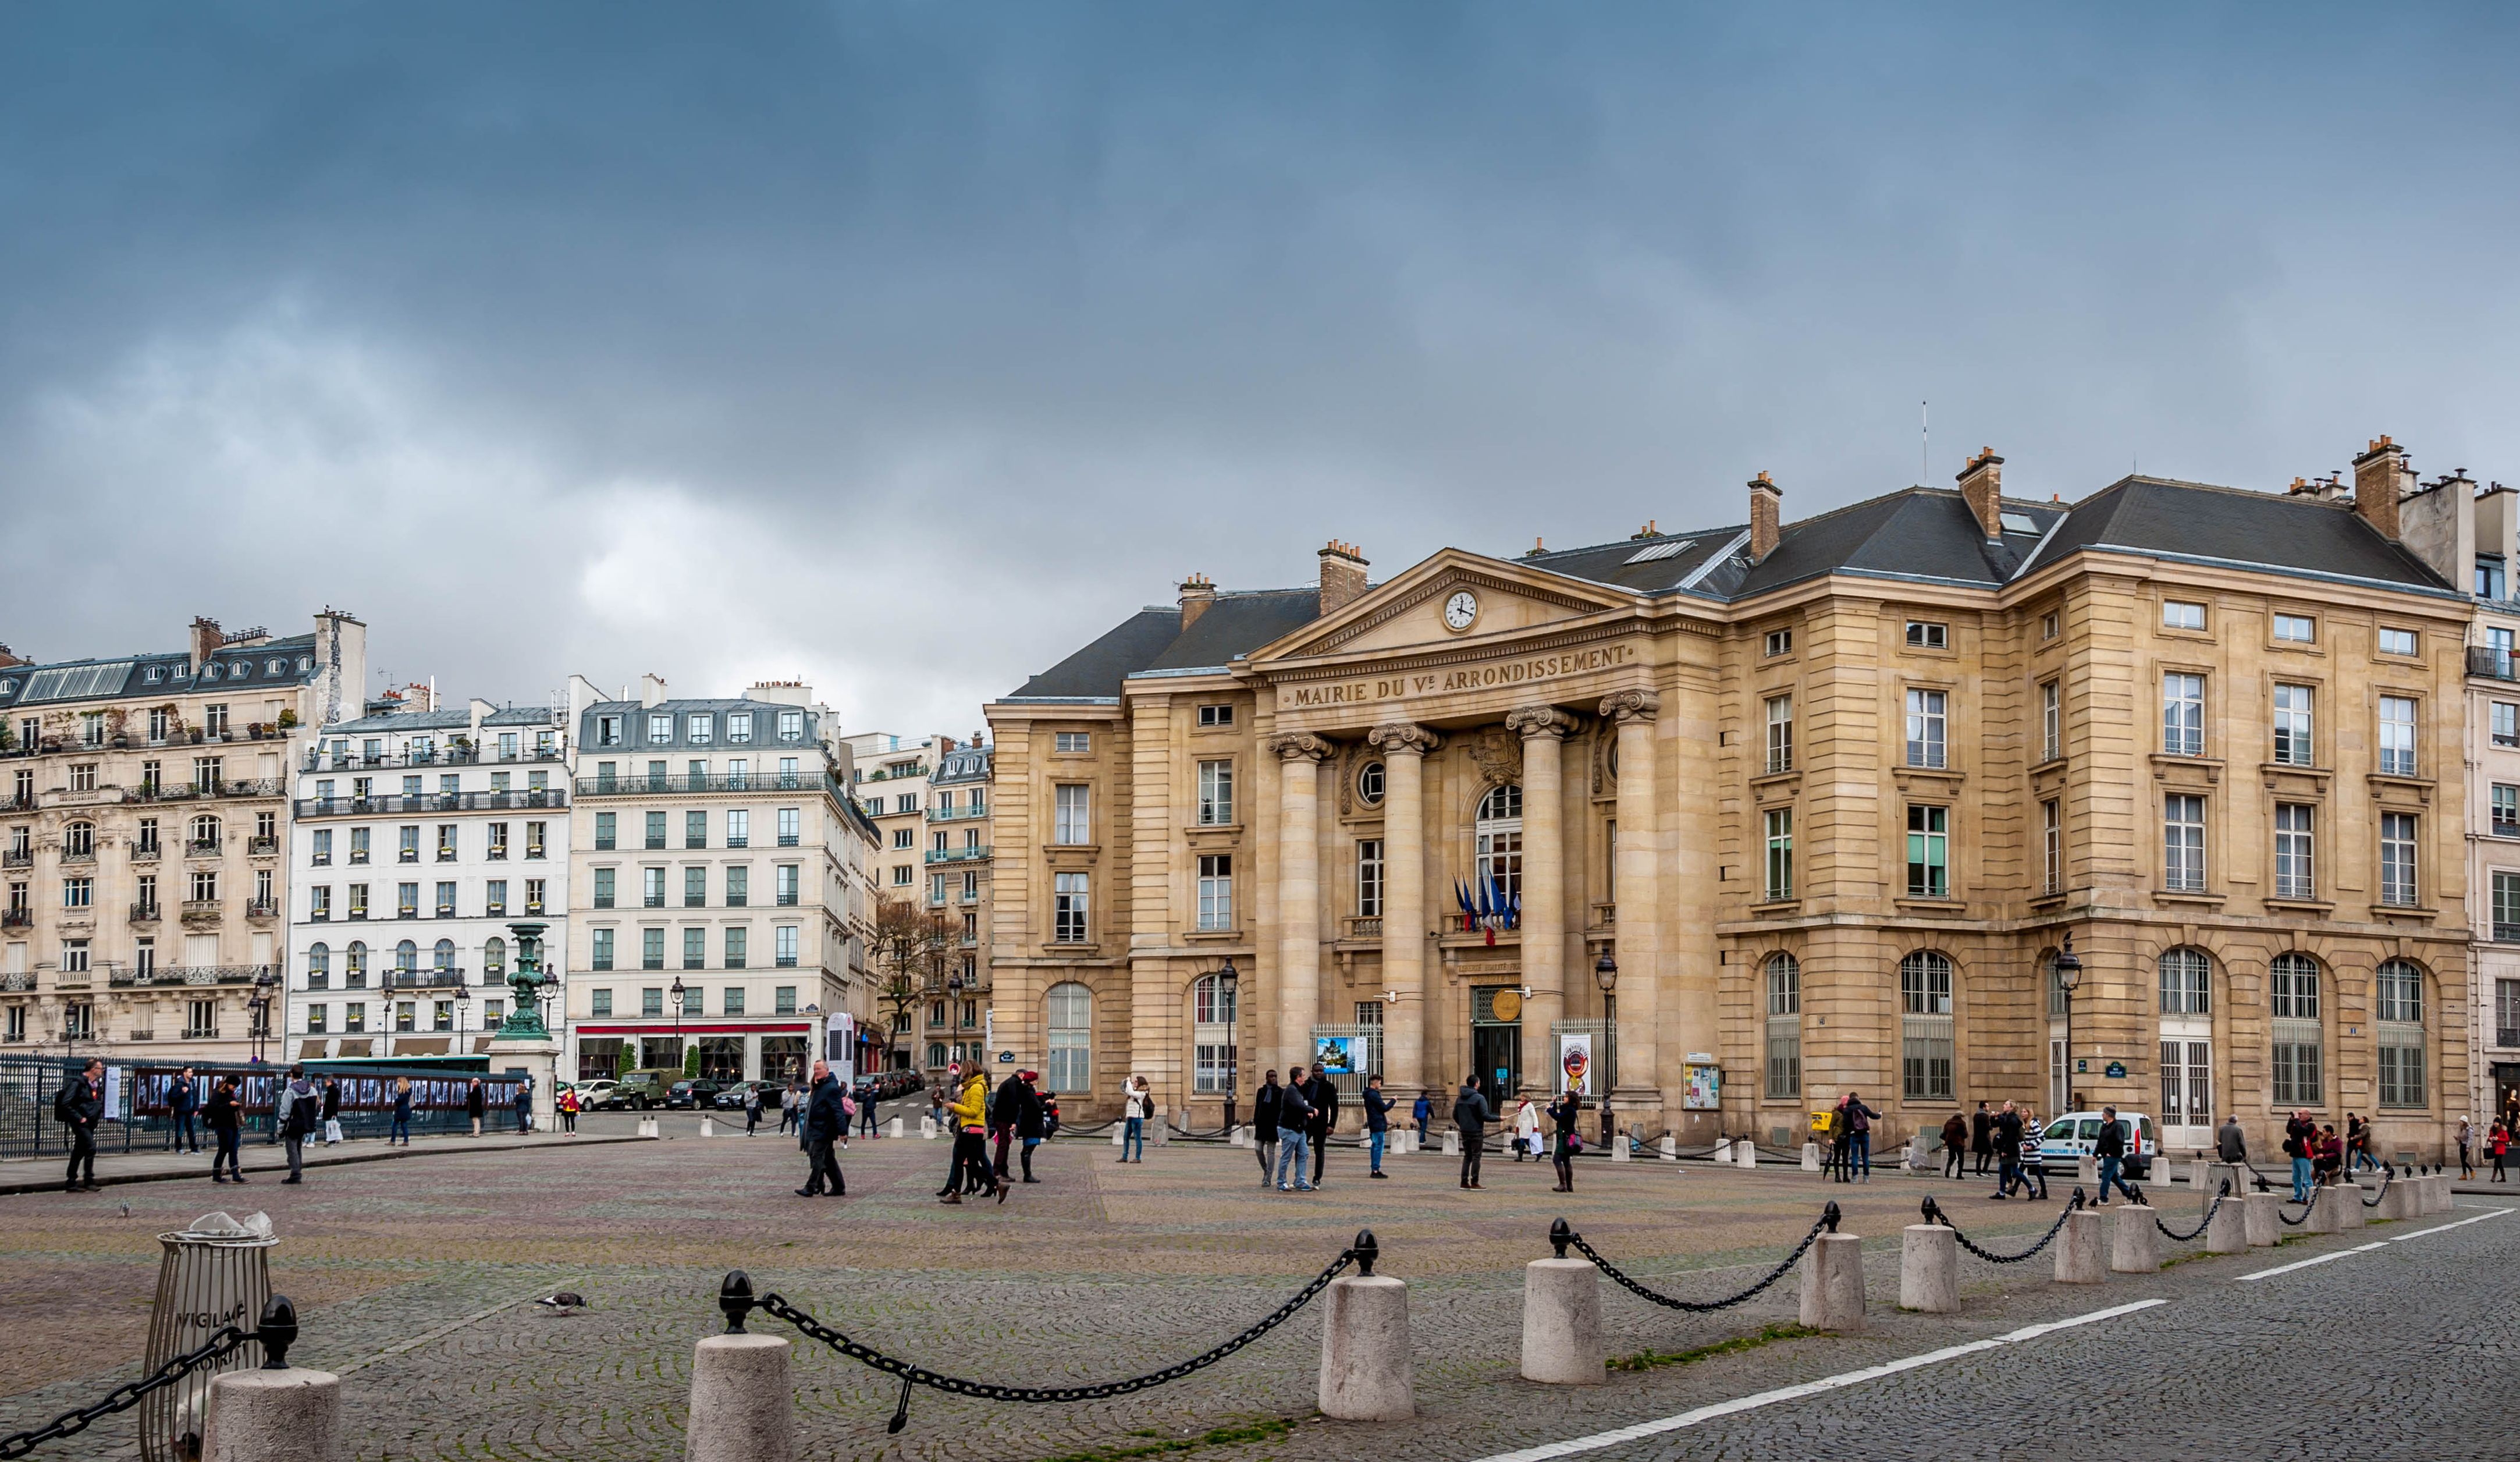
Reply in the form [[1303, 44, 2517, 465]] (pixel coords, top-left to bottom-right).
[[1268, 733, 1332, 1076], [1368, 722, 1442, 1092], [1505, 705, 1579, 1084], [1601, 689, 1661, 1110]]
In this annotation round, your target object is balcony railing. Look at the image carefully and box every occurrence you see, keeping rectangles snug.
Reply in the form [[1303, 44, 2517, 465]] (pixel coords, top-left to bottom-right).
[[59, 849, 95, 865], [107, 964, 278, 988], [382, 969, 468, 991], [303, 746, 564, 772], [248, 835, 280, 855], [926, 804, 990, 823], [293, 789, 566, 818], [2472, 646, 2519, 681], [575, 773, 836, 798], [130, 902, 162, 922], [180, 900, 222, 922], [126, 841, 160, 861], [129, 778, 285, 803], [1, 910, 31, 929], [246, 897, 280, 918], [186, 839, 222, 857], [1, 851, 30, 869], [923, 846, 991, 864]]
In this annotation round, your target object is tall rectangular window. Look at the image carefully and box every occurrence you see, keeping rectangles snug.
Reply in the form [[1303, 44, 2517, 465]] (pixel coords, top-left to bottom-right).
[[684, 867, 706, 907], [1197, 760, 1234, 825], [2380, 812, 2419, 906], [2498, 978, 2520, 1047], [2272, 684, 2313, 767], [1899, 953, 1955, 1101], [594, 812, 616, 850], [774, 925, 798, 967], [641, 928, 665, 970], [2497, 702, 2520, 749], [591, 928, 614, 970], [2041, 680, 2060, 761], [2041, 799, 2062, 893], [726, 810, 748, 847], [2163, 794, 2205, 892], [1356, 839, 1384, 918], [724, 927, 748, 969], [683, 928, 706, 970], [1054, 784, 1090, 844], [1904, 689, 1946, 769], [777, 808, 799, 846], [1764, 694, 1793, 774], [2497, 786, 2519, 838], [2378, 695, 2418, 776], [1764, 956, 1801, 1101], [776, 865, 799, 906], [2274, 804, 2315, 900], [2162, 673, 2204, 757], [645, 811, 667, 849], [1762, 808, 1793, 900], [2497, 872, 2520, 944], [1196, 854, 1233, 931], [685, 811, 708, 849], [1905, 804, 1948, 897], [1053, 872, 1089, 943]]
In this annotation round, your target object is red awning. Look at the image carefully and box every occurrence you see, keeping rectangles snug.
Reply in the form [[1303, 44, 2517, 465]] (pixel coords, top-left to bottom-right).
[[570, 1021, 816, 1036]]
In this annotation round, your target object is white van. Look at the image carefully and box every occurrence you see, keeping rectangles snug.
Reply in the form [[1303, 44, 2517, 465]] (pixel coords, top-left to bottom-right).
[[2029, 1110, 2160, 1180]]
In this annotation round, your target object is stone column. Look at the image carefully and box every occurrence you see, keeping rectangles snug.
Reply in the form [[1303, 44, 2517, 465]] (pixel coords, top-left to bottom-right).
[[1505, 707, 1577, 1085], [1600, 690, 1661, 1109], [1369, 724, 1441, 1094], [1270, 734, 1332, 1076]]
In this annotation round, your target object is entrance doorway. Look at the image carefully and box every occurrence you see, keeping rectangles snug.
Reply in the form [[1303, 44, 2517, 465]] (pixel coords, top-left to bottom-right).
[[2049, 1034, 2067, 1117], [2159, 1028, 2212, 1152], [1473, 1024, 1521, 1111]]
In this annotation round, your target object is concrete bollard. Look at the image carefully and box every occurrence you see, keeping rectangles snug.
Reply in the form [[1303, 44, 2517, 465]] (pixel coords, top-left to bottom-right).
[[1318, 1268, 1413, 1421], [2334, 1184, 2366, 1230], [2054, 1209, 2106, 1283], [2109, 1205, 2162, 1273], [686, 1332, 794, 1462], [887, 1116, 904, 1138], [1665, 1136, 1682, 1162], [2187, 1158, 2213, 1193], [699, 1116, 717, 1138], [1899, 1224, 1959, 1313], [1152, 1117, 1170, 1146], [1612, 1135, 1630, 1163], [2203, 1193, 2248, 1254], [1112, 1124, 1126, 1147], [2305, 1187, 2347, 1234], [2373, 1178, 2414, 1222], [1442, 1130, 1460, 1156], [2242, 1190, 2282, 1246], [637, 1116, 660, 1138], [205, 1368, 343, 1462], [2205, 1164, 2247, 1206], [1799, 1232, 1864, 1330], [2429, 1172, 2453, 1212], [1737, 1141, 1759, 1170], [1802, 1141, 1822, 1172], [920, 1116, 937, 1139], [1519, 1257, 1603, 1383], [2075, 1155, 2099, 1186]]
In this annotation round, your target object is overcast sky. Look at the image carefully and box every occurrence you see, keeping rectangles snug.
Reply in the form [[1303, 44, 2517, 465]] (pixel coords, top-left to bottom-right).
[[5, 6, 2518, 733]]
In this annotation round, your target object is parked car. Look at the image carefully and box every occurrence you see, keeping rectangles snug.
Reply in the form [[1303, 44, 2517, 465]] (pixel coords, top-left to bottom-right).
[[573, 1080, 620, 1111], [713, 1080, 781, 1112], [666, 1079, 724, 1110], [2029, 1110, 2160, 1180], [605, 1071, 675, 1110]]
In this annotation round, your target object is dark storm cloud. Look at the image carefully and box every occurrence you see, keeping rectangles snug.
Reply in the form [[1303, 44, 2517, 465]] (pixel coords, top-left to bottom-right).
[[2, 5, 2518, 726]]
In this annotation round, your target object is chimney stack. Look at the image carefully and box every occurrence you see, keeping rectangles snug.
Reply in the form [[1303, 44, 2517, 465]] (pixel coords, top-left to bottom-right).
[[1177, 573, 1217, 632], [1956, 448, 2004, 541], [1748, 471, 1783, 562], [0, 644, 26, 670], [189, 618, 223, 674], [2352, 435, 2407, 541], [1317, 541, 1370, 616], [639, 673, 669, 708]]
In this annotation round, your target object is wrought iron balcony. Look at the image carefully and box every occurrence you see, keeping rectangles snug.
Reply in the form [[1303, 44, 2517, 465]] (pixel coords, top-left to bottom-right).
[[186, 838, 222, 857], [1, 851, 30, 869], [59, 849, 95, 865], [575, 772, 836, 798], [248, 835, 280, 855], [2471, 646, 2519, 682], [246, 897, 280, 918], [1, 909, 31, 929], [180, 899, 222, 923], [126, 840, 161, 861], [130, 902, 162, 923], [923, 846, 991, 864], [926, 804, 990, 823], [108, 964, 276, 988], [382, 968, 468, 991]]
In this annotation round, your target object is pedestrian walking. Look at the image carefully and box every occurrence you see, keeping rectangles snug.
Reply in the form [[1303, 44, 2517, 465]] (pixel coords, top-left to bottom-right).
[[206, 1076, 245, 1183], [1548, 1088, 1580, 1193], [513, 1078, 532, 1134], [2216, 1113, 2247, 1168], [795, 1060, 847, 1197], [2347, 1113, 2377, 1172], [2457, 1117, 2475, 1180], [390, 1078, 414, 1145], [465, 1078, 487, 1137], [1970, 1101, 1993, 1176], [1826, 1098, 1853, 1183], [558, 1084, 580, 1135], [779, 1081, 799, 1135], [2284, 1109, 2316, 1201], [1412, 1090, 1432, 1149], [1013, 1069, 1046, 1182], [1306, 1068, 1338, 1187], [1843, 1090, 1879, 1181], [745, 1084, 765, 1137], [1252, 1070, 1282, 1187], [1362, 1074, 1394, 1178], [1988, 1099, 2024, 1201], [279, 1066, 318, 1183], [1512, 1096, 1540, 1162], [994, 1069, 1026, 1176], [54, 1059, 105, 1193], [859, 1081, 880, 1137], [319, 1077, 343, 1146], [1119, 1076, 1151, 1163], [170, 1067, 202, 1154], [1452, 1078, 1494, 1189], [929, 1084, 947, 1134], [2492, 1120, 2510, 1183], [1940, 1110, 1970, 1179], [2090, 1105, 2138, 1206], [1274, 1066, 1314, 1192], [941, 1066, 1005, 1204]]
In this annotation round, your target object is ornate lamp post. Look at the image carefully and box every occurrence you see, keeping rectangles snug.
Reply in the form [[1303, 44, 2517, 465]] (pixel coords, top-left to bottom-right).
[[1217, 957, 1241, 1134], [246, 970, 275, 1066], [2053, 934, 2083, 1114], [946, 970, 964, 1073], [1594, 949, 1619, 1147], [669, 975, 688, 1077]]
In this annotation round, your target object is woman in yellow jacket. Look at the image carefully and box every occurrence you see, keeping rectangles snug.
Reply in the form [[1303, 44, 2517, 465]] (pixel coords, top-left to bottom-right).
[[940, 1067, 1004, 1204]]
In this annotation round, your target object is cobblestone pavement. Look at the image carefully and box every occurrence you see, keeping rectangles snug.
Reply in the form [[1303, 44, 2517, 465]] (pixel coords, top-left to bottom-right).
[[0, 1128, 2507, 1462]]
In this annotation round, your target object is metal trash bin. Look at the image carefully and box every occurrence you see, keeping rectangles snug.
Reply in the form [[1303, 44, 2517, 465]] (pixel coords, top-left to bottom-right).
[[141, 1212, 277, 1462]]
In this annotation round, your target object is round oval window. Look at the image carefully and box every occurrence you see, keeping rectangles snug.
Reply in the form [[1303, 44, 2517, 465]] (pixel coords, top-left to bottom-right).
[[1357, 761, 1385, 805]]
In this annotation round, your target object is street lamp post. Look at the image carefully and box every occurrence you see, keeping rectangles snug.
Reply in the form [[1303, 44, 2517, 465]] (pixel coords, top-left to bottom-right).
[[246, 970, 274, 1066], [2053, 934, 2083, 1115], [1594, 949, 1619, 1144], [670, 976, 688, 1078], [1217, 958, 1241, 1135]]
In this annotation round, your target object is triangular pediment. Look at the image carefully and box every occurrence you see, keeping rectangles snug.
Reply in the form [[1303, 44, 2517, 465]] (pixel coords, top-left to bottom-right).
[[1247, 551, 1640, 665]]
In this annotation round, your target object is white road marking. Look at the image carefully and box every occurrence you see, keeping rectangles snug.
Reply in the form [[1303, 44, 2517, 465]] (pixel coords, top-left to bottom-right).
[[1457, 1299, 2167, 1462], [2237, 1241, 2389, 1281], [2387, 1207, 2514, 1244]]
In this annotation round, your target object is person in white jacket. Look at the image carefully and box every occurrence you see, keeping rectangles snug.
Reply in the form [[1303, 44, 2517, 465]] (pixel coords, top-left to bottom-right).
[[1512, 1097, 1542, 1162], [1119, 1076, 1151, 1163]]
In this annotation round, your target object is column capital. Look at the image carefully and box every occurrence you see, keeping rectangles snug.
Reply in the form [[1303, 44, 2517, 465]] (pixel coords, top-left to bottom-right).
[[1598, 689, 1662, 724], [1503, 705, 1580, 741], [1268, 732, 1334, 762], [1366, 722, 1442, 757]]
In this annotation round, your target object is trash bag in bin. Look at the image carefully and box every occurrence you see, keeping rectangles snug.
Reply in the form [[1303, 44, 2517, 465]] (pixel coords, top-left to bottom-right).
[[142, 1212, 276, 1462]]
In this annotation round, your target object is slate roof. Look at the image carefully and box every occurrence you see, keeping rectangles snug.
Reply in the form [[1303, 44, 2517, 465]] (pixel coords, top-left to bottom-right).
[[324, 704, 560, 735], [0, 633, 321, 711], [1001, 477, 2460, 700]]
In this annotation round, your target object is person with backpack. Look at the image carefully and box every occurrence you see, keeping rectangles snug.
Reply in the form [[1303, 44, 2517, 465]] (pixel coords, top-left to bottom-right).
[[1842, 1091, 1880, 1181], [206, 1076, 245, 1183], [1940, 1110, 1970, 1179], [56, 1059, 105, 1193], [1250, 1069, 1282, 1187], [1412, 1090, 1433, 1149], [278, 1066, 318, 1183], [2284, 1109, 2316, 1202], [390, 1078, 414, 1145], [1274, 1066, 1314, 1193]]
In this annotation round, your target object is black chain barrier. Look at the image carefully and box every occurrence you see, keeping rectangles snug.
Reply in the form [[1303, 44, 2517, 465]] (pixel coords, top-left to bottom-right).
[[1920, 1188, 2087, 1264], [2363, 1166, 2394, 1208], [1548, 1201, 1839, 1312], [2277, 1184, 2319, 1226], [2153, 1180, 2231, 1241], [724, 1233, 1373, 1433], [0, 1296, 299, 1460]]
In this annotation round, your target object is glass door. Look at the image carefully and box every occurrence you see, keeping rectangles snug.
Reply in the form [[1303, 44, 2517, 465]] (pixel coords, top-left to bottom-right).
[[2049, 1034, 2068, 1117], [2159, 1035, 2212, 1151]]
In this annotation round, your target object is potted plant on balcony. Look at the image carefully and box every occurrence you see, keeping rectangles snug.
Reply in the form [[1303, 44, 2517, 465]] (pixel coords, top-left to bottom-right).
[[278, 707, 298, 729]]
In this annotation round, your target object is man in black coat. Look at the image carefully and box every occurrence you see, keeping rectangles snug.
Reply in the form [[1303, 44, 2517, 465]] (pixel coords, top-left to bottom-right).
[[1250, 1070, 1281, 1187], [992, 1070, 1026, 1179], [169, 1067, 201, 1154], [1970, 1102, 1994, 1176], [797, 1060, 847, 1197], [1011, 1070, 1047, 1182], [1452, 1079, 1495, 1190], [58, 1059, 105, 1193], [1307, 1069, 1340, 1187]]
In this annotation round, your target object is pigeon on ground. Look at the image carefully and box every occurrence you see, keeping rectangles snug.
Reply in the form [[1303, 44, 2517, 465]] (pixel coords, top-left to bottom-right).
[[535, 1292, 586, 1311]]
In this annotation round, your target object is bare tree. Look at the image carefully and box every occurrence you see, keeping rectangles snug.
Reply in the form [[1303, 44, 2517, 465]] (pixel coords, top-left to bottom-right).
[[869, 896, 957, 1070]]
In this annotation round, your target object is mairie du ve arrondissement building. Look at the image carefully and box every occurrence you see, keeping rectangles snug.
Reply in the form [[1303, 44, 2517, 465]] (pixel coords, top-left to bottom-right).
[[989, 438, 2483, 1163]]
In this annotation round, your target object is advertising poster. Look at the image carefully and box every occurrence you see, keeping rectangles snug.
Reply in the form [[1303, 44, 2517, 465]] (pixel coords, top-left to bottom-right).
[[1313, 1035, 1361, 1076], [825, 1013, 855, 1083], [1557, 1033, 1593, 1096], [1683, 1062, 1721, 1110]]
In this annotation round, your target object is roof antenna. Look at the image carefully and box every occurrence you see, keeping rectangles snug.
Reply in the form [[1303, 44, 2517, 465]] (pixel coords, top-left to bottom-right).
[[1920, 400, 1928, 485]]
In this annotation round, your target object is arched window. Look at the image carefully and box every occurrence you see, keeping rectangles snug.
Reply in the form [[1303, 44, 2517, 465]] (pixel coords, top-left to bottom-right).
[[2269, 953, 2322, 1106], [2044, 950, 2070, 1017], [1356, 761, 1385, 807], [346, 941, 368, 984], [2376, 959, 2426, 1109], [2159, 948, 2210, 1016], [1044, 981, 1093, 1094], [1192, 973, 1238, 1093], [394, 939, 417, 972], [63, 821, 93, 857], [1898, 951, 1954, 1101], [483, 937, 506, 977], [926, 1042, 947, 1070], [433, 938, 456, 971], [1475, 784, 1523, 904], [1763, 954, 1800, 1100], [307, 943, 330, 987]]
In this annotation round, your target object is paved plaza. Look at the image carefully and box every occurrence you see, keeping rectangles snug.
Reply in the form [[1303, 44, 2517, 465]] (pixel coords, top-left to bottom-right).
[[1, 1123, 2512, 1461]]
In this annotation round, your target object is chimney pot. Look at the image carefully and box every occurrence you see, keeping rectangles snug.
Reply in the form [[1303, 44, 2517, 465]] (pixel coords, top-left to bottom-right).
[[2351, 434, 2407, 541], [1177, 572, 1218, 631], [1956, 449, 2006, 540], [1748, 473, 1785, 562], [1316, 542, 1370, 618]]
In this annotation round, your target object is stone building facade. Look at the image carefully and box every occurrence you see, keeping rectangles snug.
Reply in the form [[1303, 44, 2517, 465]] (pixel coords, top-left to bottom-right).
[[0, 611, 366, 1065], [919, 734, 993, 1078], [989, 444, 2475, 1161]]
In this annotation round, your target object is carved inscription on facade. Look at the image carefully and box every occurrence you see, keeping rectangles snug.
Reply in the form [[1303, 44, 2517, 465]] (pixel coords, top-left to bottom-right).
[[1277, 644, 1636, 711]]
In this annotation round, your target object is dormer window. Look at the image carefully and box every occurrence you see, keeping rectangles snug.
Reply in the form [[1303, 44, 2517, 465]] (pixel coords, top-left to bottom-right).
[[144, 666, 163, 683], [647, 712, 673, 742], [727, 712, 753, 743], [687, 714, 713, 745]]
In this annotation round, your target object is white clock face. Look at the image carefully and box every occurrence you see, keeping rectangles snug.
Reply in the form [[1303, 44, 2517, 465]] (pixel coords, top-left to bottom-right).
[[1444, 591, 1478, 631]]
